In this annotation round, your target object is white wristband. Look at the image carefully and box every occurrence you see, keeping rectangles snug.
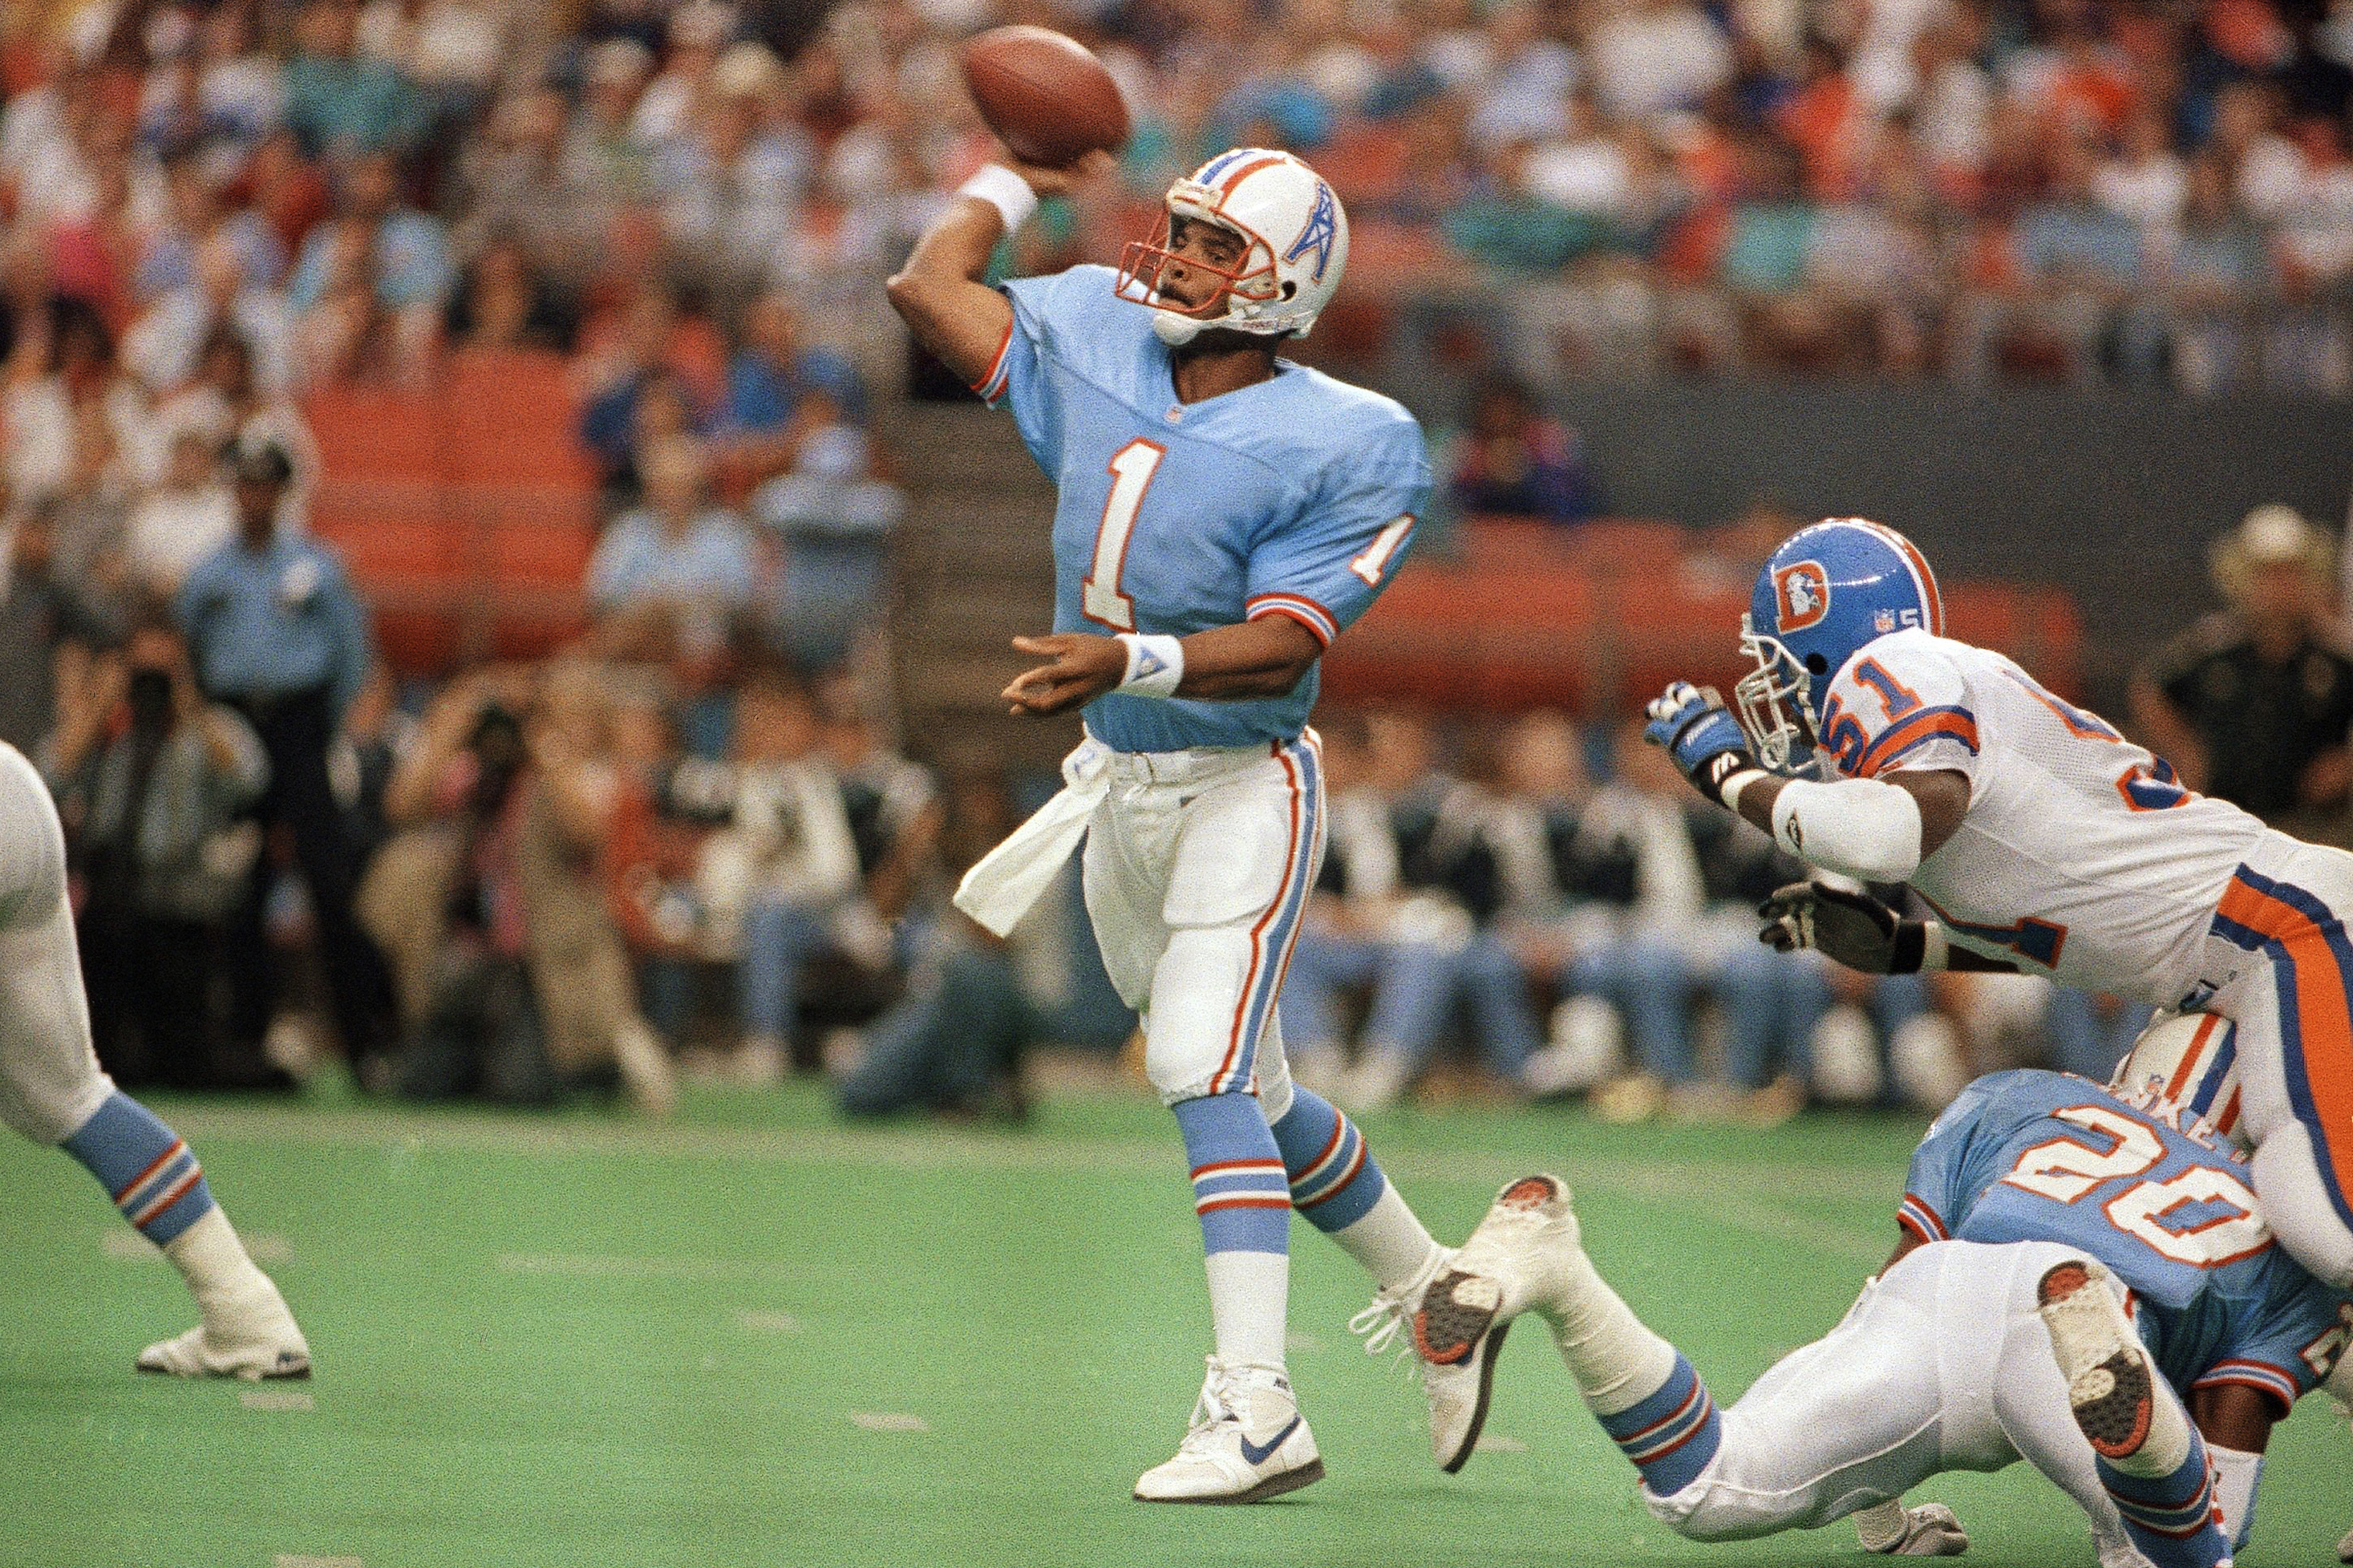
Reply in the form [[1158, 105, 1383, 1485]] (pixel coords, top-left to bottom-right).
[[956, 164, 1038, 235], [1116, 634, 1184, 699]]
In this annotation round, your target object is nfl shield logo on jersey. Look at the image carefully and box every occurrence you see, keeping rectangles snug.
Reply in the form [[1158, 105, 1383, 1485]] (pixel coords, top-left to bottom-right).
[[1874, 609, 1896, 633], [1773, 561, 1831, 631]]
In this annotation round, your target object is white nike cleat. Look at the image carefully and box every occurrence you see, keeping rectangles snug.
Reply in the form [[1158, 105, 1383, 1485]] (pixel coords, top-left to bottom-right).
[[136, 1285, 310, 1381], [1854, 1499, 1970, 1556], [1406, 1175, 1584, 1473], [2036, 1258, 2155, 1461], [1133, 1357, 1322, 1504]]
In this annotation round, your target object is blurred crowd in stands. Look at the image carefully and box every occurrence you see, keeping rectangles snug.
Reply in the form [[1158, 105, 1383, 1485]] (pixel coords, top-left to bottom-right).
[[5, 0, 2353, 1128]]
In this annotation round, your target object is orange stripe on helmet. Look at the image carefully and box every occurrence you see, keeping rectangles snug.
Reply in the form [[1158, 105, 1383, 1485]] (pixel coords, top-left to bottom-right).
[[1215, 154, 1289, 202]]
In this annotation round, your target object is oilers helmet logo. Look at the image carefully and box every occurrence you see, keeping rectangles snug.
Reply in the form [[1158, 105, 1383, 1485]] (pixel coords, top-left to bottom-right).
[[1282, 182, 1338, 283], [1774, 561, 1831, 631]]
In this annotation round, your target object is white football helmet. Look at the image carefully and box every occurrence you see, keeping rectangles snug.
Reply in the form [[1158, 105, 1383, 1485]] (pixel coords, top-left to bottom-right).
[[1116, 148, 1349, 345], [2108, 1011, 2247, 1148]]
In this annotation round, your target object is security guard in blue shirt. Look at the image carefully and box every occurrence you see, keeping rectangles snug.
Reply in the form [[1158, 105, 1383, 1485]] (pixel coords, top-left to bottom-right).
[[176, 439, 394, 1074]]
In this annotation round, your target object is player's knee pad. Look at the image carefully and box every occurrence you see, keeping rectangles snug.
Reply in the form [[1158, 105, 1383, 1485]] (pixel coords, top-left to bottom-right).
[[1142, 927, 1264, 1104]]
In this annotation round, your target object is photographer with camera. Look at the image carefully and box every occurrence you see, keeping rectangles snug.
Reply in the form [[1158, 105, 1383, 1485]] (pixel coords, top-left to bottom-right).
[[364, 663, 674, 1112], [47, 614, 270, 1088]]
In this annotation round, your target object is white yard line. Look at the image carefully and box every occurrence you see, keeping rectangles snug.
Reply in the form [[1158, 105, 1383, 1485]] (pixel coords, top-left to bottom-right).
[[166, 1104, 1892, 1266]]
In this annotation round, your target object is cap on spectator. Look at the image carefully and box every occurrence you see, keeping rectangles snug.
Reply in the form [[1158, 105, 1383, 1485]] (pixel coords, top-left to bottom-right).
[[2212, 502, 2335, 601], [588, 37, 654, 86], [231, 437, 295, 487], [712, 42, 782, 100]]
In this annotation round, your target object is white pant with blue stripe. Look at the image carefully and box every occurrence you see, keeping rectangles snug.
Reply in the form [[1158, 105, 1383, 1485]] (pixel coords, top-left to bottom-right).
[[1649, 1241, 2139, 1562], [1081, 731, 1323, 1110]]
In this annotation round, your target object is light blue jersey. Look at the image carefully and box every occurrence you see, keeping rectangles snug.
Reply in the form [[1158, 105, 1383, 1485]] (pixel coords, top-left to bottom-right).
[[1903, 1069, 2352, 1412], [978, 265, 1431, 754]]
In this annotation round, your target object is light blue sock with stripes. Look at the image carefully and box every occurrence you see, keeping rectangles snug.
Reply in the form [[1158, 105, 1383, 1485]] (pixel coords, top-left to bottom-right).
[[60, 1092, 216, 1247], [1270, 1086, 1440, 1290], [1596, 1352, 1722, 1497], [1174, 1092, 1290, 1368]]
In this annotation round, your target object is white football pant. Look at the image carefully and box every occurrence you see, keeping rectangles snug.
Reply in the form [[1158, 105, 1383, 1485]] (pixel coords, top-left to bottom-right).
[[1082, 731, 1322, 1116], [0, 743, 119, 1145], [1648, 1239, 2142, 1558]]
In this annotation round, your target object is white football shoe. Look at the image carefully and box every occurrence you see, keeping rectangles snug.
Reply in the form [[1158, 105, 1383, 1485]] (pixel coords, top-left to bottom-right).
[[1853, 1499, 1970, 1556], [1351, 1246, 1484, 1469], [136, 1283, 310, 1381], [1133, 1358, 1322, 1504], [2036, 1258, 2160, 1463], [1405, 1175, 1585, 1472]]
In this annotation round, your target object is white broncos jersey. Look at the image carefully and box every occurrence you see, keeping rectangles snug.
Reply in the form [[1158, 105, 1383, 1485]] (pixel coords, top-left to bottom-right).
[[1797, 628, 2274, 1006]]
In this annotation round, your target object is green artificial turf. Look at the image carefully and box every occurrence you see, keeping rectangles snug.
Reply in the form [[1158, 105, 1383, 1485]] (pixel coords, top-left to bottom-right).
[[1, 1084, 2343, 1567]]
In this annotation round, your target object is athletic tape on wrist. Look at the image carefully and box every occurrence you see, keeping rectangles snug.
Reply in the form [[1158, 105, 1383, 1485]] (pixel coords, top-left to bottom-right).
[[1116, 634, 1184, 699], [1918, 923, 1949, 971], [956, 164, 1038, 234], [1719, 766, 1765, 813]]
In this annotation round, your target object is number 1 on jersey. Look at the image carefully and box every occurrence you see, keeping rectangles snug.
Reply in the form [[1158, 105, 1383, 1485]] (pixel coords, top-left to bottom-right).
[[1083, 439, 1166, 632]]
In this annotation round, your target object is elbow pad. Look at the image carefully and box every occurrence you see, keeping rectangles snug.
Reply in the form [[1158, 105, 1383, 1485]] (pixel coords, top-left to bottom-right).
[[1770, 778, 1925, 884], [2205, 1444, 2262, 1553]]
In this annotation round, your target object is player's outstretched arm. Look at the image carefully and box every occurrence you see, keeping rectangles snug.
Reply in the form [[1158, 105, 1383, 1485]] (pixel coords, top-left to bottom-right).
[[999, 618, 1322, 716], [885, 152, 1113, 387], [1642, 682, 1968, 875]]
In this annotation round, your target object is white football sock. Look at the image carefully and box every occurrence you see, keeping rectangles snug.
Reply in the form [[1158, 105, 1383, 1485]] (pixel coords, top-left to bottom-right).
[[1204, 1250, 1290, 1371], [1550, 1249, 1678, 1417], [1328, 1185, 1444, 1294], [162, 1206, 275, 1325]]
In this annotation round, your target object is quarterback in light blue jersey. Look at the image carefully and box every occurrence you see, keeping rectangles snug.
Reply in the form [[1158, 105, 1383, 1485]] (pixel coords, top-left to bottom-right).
[[889, 145, 1483, 1504]]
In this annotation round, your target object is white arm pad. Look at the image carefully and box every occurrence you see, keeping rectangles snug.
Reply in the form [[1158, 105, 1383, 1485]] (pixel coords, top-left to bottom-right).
[[1771, 777, 1925, 884], [2206, 1444, 2262, 1552]]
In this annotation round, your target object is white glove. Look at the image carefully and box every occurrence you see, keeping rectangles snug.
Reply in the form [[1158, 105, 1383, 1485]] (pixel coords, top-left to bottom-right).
[[1855, 1500, 1970, 1556]]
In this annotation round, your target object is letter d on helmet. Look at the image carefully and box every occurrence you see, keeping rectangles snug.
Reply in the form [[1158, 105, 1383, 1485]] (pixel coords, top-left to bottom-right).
[[1735, 518, 1944, 774]]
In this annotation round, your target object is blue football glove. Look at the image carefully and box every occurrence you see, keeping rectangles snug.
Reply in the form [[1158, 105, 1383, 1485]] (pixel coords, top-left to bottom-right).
[[1644, 681, 1764, 810]]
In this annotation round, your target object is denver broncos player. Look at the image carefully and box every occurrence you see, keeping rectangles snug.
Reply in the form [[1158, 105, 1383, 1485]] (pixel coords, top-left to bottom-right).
[[1405, 1037, 2351, 1568], [1635, 518, 2353, 1296], [886, 149, 1482, 1501]]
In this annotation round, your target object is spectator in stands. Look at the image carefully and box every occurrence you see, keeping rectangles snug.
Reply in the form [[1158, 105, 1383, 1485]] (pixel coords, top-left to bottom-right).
[[2159, 154, 2272, 393], [588, 436, 758, 661], [652, 42, 810, 305], [156, 327, 319, 504], [4, 303, 157, 503], [286, 149, 452, 380], [443, 233, 576, 352], [1978, 137, 2152, 383], [43, 403, 135, 598], [124, 229, 294, 395], [2133, 504, 2353, 835], [126, 422, 236, 598], [751, 425, 903, 671], [722, 290, 865, 468], [1306, 711, 1536, 1108], [176, 436, 395, 1078], [47, 613, 269, 1089], [705, 671, 861, 1081], [576, 286, 720, 501], [0, 497, 120, 754], [282, 0, 430, 160], [1440, 376, 1595, 527]]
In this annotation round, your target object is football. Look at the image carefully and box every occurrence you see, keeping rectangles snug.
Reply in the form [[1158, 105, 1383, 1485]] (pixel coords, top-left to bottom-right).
[[959, 25, 1130, 168]]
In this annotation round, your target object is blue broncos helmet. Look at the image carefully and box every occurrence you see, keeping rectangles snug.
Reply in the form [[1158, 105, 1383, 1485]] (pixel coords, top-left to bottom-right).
[[1735, 518, 1946, 773]]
